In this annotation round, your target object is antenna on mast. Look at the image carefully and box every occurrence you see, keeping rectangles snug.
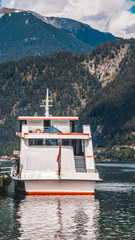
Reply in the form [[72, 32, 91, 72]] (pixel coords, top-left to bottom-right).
[[40, 89, 53, 117]]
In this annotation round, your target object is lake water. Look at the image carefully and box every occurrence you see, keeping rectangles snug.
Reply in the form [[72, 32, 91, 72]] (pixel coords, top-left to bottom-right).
[[0, 162, 135, 240]]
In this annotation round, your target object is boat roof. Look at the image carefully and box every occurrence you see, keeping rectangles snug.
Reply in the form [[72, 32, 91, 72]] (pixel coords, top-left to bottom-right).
[[18, 116, 79, 121]]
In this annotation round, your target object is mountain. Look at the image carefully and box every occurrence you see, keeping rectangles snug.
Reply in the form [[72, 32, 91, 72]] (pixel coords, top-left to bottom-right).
[[0, 51, 101, 154], [80, 39, 135, 147], [0, 8, 117, 63], [0, 38, 135, 155], [46, 17, 118, 47], [0, 8, 92, 63]]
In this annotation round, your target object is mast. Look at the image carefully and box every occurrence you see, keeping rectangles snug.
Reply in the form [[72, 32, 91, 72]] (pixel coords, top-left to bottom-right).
[[46, 88, 49, 117], [40, 88, 53, 117]]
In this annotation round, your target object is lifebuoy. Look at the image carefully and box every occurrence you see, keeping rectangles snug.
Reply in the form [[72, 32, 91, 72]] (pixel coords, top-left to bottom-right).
[[35, 128, 42, 133]]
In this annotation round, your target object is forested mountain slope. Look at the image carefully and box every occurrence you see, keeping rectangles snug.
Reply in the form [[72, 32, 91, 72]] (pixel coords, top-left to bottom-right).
[[0, 52, 101, 154], [0, 38, 135, 155], [80, 39, 135, 147]]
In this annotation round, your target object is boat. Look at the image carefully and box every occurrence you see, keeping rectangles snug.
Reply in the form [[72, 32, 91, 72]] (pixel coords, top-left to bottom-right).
[[0, 156, 16, 176], [11, 89, 101, 195], [0, 156, 12, 161]]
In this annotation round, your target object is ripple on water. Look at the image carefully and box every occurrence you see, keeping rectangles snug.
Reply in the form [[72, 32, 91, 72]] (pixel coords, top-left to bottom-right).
[[96, 182, 135, 192]]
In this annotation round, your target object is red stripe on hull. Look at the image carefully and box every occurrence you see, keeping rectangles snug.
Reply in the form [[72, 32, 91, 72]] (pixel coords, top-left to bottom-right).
[[26, 191, 95, 195]]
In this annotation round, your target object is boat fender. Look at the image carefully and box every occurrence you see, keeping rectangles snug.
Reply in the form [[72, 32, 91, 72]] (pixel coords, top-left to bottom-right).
[[35, 128, 42, 133]]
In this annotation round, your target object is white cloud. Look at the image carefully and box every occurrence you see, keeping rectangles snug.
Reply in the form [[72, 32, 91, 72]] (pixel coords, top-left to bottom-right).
[[109, 11, 135, 38], [3, 0, 135, 38]]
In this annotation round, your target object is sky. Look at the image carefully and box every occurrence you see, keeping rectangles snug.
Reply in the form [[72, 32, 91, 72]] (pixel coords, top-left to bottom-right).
[[1, 0, 135, 38]]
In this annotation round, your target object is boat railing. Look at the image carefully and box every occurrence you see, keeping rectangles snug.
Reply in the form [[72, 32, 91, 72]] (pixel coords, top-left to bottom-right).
[[28, 127, 47, 133], [17, 127, 85, 135], [0, 166, 18, 176], [16, 128, 44, 135]]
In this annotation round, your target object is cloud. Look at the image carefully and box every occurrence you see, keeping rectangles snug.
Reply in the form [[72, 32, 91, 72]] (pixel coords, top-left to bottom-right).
[[125, 23, 135, 33], [3, 0, 135, 38], [82, 13, 107, 22], [109, 10, 135, 38]]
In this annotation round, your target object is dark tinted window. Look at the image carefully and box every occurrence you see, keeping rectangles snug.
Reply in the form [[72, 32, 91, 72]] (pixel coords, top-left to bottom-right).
[[29, 139, 43, 146]]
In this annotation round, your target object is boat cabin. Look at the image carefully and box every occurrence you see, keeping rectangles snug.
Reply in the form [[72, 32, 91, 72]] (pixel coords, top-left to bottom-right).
[[12, 89, 100, 195], [17, 115, 94, 172], [15, 89, 98, 184]]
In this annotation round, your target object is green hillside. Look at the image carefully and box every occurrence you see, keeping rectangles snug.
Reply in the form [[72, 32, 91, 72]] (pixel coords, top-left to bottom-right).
[[0, 38, 135, 156], [0, 52, 101, 154], [80, 39, 135, 147]]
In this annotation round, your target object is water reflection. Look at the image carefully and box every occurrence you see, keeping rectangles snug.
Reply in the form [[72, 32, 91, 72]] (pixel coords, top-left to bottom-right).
[[1, 163, 135, 240], [17, 196, 100, 240], [0, 196, 22, 240]]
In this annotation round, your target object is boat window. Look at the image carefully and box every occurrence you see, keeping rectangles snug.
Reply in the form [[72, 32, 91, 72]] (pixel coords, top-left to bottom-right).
[[44, 120, 50, 130], [29, 139, 44, 146], [28, 138, 84, 154], [62, 139, 73, 146], [29, 139, 58, 146], [46, 139, 58, 146], [62, 139, 69, 146]]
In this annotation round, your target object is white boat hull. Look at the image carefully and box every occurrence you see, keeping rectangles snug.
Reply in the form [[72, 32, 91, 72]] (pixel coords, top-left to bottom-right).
[[14, 179, 96, 195]]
